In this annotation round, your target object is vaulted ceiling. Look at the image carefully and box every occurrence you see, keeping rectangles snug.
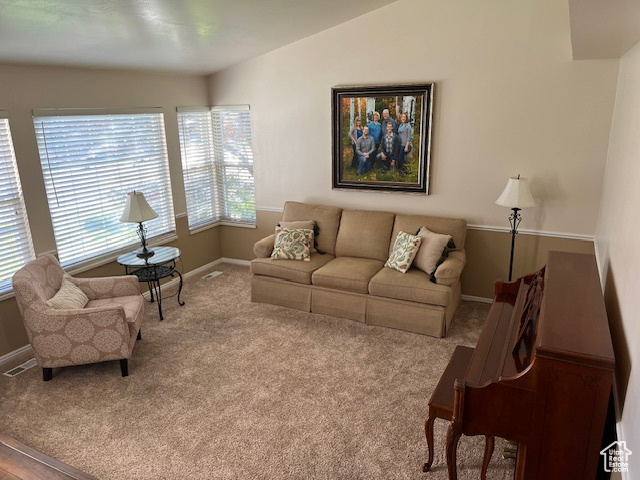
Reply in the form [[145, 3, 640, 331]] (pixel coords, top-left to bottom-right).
[[0, 0, 637, 75], [0, 0, 394, 74]]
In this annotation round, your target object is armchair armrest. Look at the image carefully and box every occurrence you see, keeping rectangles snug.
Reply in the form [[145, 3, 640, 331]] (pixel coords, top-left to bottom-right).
[[70, 275, 140, 300], [27, 305, 131, 366], [434, 251, 466, 286], [254, 234, 276, 258]]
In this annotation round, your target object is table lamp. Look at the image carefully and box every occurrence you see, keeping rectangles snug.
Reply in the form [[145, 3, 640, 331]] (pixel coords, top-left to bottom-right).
[[495, 175, 536, 281], [120, 191, 158, 259]]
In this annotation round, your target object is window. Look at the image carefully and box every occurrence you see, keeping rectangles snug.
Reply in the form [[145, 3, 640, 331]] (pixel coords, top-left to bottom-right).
[[0, 112, 35, 294], [177, 105, 256, 230], [33, 110, 176, 267]]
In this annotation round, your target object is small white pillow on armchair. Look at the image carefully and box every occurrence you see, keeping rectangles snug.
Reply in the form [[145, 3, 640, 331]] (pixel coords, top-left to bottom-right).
[[47, 277, 89, 310], [385, 231, 422, 273], [414, 227, 452, 275], [271, 227, 314, 261]]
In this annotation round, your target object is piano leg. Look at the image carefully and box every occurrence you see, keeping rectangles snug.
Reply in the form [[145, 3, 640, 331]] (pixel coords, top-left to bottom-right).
[[422, 409, 436, 472], [446, 422, 461, 480], [481, 436, 494, 480]]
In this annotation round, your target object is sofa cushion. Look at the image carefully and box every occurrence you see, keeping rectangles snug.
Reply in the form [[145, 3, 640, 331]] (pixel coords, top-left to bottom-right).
[[312, 257, 384, 294], [368, 267, 452, 306], [251, 253, 335, 285], [282, 201, 342, 256], [391, 214, 467, 252], [335, 210, 395, 262]]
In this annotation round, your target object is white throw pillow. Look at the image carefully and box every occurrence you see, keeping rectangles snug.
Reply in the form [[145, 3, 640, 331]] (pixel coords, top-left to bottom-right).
[[271, 227, 313, 261], [414, 226, 452, 275], [385, 231, 422, 273], [47, 277, 89, 310]]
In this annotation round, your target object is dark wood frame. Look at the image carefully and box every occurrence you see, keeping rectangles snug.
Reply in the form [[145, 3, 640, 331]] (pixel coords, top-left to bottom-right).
[[331, 83, 434, 194]]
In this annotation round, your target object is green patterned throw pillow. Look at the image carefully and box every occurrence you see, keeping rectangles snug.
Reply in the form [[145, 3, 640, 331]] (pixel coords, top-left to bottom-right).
[[385, 231, 422, 273], [271, 227, 314, 261]]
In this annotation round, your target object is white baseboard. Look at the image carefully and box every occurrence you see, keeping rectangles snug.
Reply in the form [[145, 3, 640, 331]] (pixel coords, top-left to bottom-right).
[[461, 294, 492, 304], [141, 257, 250, 300], [0, 344, 32, 366]]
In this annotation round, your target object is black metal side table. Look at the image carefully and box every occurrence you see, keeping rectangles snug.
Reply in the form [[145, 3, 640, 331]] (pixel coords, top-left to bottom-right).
[[117, 246, 185, 320]]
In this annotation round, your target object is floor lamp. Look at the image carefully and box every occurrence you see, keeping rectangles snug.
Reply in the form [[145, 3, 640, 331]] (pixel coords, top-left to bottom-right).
[[495, 175, 536, 281]]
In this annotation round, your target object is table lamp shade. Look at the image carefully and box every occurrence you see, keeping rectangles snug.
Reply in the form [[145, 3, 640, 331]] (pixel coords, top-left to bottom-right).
[[495, 176, 536, 209], [120, 191, 158, 223]]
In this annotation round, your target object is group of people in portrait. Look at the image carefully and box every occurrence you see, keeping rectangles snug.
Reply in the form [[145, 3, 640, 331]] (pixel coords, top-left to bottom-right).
[[348, 109, 413, 176]]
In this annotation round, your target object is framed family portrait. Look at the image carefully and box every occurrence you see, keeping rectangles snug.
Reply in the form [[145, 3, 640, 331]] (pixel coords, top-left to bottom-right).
[[331, 83, 434, 194]]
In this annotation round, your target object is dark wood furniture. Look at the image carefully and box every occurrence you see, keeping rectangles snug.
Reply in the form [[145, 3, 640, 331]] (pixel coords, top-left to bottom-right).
[[117, 246, 185, 321], [445, 252, 615, 480], [0, 434, 97, 479], [423, 345, 494, 479]]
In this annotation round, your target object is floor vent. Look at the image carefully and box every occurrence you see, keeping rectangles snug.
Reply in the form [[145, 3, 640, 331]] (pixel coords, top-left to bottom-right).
[[3, 358, 37, 378], [203, 271, 223, 280]]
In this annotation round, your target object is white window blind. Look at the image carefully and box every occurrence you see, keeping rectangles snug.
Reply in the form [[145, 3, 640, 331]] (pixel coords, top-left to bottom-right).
[[0, 114, 35, 294], [178, 105, 256, 230], [33, 111, 176, 267]]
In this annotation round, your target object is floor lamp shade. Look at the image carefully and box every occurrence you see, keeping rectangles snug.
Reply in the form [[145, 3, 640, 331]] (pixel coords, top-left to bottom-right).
[[495, 176, 536, 209], [495, 175, 536, 282]]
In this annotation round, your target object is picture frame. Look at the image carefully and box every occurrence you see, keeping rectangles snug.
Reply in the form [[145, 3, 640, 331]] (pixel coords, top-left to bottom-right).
[[331, 83, 434, 194]]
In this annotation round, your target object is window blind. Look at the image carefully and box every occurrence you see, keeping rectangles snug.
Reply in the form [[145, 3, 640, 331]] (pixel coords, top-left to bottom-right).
[[33, 112, 176, 267], [178, 105, 256, 230], [0, 115, 35, 294]]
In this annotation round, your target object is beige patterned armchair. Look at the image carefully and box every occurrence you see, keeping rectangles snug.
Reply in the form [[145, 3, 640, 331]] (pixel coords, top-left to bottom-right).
[[12, 254, 144, 381]]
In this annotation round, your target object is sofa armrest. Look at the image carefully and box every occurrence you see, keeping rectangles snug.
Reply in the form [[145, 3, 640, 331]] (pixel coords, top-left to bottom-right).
[[254, 234, 276, 258], [70, 275, 141, 300], [434, 251, 466, 286]]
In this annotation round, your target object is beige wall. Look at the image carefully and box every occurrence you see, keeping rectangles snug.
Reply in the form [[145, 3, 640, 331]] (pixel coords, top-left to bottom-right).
[[595, 39, 640, 471], [209, 0, 619, 237], [0, 64, 223, 358]]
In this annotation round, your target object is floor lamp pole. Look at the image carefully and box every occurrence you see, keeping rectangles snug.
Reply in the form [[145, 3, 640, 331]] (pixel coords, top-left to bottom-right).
[[508, 207, 522, 282]]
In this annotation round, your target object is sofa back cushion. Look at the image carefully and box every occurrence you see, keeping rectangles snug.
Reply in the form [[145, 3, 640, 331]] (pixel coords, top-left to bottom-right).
[[335, 209, 395, 262], [282, 201, 342, 256], [391, 214, 467, 253]]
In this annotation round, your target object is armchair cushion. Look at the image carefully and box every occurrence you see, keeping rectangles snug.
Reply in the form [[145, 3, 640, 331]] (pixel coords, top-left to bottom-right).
[[86, 295, 144, 340], [47, 277, 89, 310]]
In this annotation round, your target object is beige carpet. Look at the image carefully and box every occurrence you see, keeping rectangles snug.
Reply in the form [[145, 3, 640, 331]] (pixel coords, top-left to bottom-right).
[[0, 263, 514, 479]]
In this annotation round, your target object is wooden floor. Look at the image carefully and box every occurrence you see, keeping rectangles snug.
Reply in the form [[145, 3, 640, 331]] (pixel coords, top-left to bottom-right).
[[0, 434, 96, 480]]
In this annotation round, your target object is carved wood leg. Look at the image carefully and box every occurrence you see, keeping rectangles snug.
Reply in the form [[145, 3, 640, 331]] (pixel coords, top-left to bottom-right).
[[481, 435, 494, 480], [422, 408, 437, 472], [446, 423, 461, 480], [42, 368, 52, 382]]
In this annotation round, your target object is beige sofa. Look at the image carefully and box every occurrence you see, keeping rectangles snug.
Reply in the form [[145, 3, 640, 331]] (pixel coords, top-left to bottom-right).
[[251, 201, 467, 337]]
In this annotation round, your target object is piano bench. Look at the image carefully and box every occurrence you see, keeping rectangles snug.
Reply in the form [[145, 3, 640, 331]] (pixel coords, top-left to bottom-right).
[[423, 345, 494, 478]]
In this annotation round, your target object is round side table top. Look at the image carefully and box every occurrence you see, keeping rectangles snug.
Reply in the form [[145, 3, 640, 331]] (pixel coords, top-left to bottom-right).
[[116, 246, 181, 267]]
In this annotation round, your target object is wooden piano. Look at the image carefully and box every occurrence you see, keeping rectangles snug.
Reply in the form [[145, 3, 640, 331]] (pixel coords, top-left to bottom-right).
[[445, 251, 615, 479]]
